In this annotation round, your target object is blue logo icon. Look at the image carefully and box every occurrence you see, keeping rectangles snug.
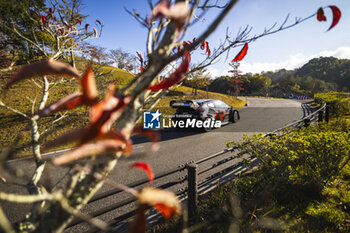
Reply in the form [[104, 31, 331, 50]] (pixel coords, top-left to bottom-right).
[[143, 110, 161, 129]]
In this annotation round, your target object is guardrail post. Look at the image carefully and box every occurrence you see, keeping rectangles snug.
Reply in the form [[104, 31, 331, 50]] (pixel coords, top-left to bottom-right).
[[303, 119, 310, 127], [325, 103, 330, 123], [187, 163, 198, 218], [318, 110, 323, 122]]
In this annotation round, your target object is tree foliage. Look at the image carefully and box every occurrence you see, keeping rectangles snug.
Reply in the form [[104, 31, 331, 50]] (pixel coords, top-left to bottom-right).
[[185, 68, 210, 95], [0, 0, 46, 64], [109, 48, 137, 72], [296, 56, 350, 91]]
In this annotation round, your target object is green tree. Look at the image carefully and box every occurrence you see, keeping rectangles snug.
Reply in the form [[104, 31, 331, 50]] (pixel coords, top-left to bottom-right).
[[0, 0, 46, 64], [186, 68, 210, 95], [242, 74, 271, 95]]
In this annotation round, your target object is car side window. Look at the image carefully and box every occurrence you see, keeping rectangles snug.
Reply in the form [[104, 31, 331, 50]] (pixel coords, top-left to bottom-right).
[[214, 100, 226, 108], [207, 102, 215, 108]]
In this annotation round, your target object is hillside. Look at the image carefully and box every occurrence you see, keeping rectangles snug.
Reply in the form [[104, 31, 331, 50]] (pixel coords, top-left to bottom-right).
[[0, 65, 135, 156], [296, 56, 350, 91]]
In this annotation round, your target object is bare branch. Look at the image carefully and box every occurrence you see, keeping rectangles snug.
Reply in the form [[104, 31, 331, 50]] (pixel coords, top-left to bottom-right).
[[0, 100, 29, 119]]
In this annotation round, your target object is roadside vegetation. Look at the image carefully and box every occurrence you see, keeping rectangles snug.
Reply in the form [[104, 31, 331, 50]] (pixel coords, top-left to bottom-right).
[[151, 93, 350, 232]]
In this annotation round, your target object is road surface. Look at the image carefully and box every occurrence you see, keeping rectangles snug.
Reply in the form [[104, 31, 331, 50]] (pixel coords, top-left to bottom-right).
[[1, 98, 304, 230]]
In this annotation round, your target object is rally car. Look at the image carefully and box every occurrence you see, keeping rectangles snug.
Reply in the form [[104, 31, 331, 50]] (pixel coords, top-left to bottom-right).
[[170, 99, 240, 131]]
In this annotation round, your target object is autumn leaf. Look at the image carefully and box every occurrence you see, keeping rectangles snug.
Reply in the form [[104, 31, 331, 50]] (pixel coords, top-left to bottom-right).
[[130, 162, 154, 183], [327, 5, 341, 31], [85, 24, 89, 31], [35, 93, 83, 116], [76, 19, 82, 25], [34, 67, 98, 117], [5, 60, 80, 89], [147, 50, 191, 90], [88, 94, 132, 138], [44, 128, 89, 149], [136, 51, 144, 71], [52, 138, 128, 166], [151, 1, 190, 30], [81, 67, 98, 102], [232, 43, 248, 62], [132, 126, 160, 152], [138, 187, 181, 219], [200, 41, 206, 50], [41, 15, 47, 24], [51, 128, 131, 165], [93, 27, 98, 38], [96, 19, 102, 25], [317, 8, 326, 21]]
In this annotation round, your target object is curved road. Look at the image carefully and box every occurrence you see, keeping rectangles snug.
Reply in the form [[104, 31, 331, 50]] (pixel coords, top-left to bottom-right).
[[1, 98, 304, 228]]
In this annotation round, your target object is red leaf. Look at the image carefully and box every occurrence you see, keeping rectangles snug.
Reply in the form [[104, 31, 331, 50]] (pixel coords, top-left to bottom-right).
[[41, 16, 47, 24], [81, 67, 98, 102], [49, 8, 53, 13], [132, 126, 160, 152], [317, 8, 327, 21], [130, 162, 154, 183], [35, 93, 83, 116], [200, 41, 205, 50], [138, 188, 181, 219], [103, 130, 132, 155], [205, 41, 210, 56], [147, 50, 191, 90], [96, 19, 102, 25], [90, 85, 117, 123], [44, 128, 88, 149], [232, 43, 248, 62], [52, 138, 128, 166], [88, 95, 132, 138], [76, 19, 82, 25], [5, 60, 80, 89], [327, 5, 341, 31], [85, 24, 89, 31]]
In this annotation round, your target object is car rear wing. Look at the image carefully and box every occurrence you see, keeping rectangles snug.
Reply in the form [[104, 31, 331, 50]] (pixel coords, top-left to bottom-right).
[[170, 100, 199, 108]]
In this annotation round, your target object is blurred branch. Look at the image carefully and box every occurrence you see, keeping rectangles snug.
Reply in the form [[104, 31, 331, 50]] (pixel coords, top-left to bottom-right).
[[0, 205, 15, 233]]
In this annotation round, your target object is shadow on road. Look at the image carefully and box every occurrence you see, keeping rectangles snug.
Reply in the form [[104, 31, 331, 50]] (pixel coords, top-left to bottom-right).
[[131, 127, 205, 144]]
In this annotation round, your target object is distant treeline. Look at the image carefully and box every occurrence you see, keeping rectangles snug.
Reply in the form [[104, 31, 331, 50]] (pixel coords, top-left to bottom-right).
[[192, 56, 349, 97]]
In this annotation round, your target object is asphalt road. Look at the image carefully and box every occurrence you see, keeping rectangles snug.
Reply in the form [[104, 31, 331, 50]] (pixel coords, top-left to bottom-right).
[[1, 97, 304, 230]]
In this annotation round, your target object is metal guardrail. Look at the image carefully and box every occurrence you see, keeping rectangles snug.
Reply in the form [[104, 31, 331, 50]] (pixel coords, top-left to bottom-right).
[[67, 102, 329, 232]]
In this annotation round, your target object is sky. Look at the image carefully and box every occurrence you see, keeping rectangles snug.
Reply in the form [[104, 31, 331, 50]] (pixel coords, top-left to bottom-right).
[[80, 0, 350, 77]]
